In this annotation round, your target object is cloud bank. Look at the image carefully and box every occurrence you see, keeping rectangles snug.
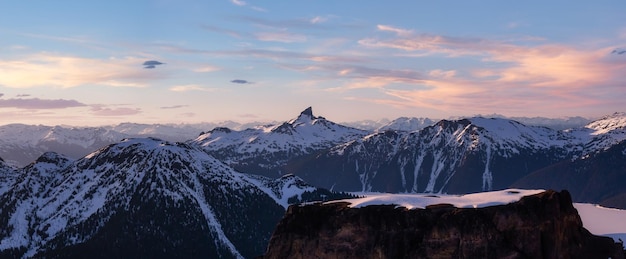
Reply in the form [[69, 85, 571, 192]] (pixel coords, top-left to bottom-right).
[[0, 97, 86, 109]]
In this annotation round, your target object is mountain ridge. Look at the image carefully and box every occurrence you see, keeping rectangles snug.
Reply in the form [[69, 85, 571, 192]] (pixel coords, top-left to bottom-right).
[[0, 137, 342, 258]]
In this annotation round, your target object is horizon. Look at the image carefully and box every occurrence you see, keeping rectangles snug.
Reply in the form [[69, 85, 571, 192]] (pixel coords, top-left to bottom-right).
[[1, 1, 625, 126], [0, 105, 613, 129]]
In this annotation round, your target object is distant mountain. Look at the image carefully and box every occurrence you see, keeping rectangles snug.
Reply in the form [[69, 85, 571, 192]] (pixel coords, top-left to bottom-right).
[[508, 115, 591, 130], [342, 117, 436, 132], [467, 114, 592, 130], [0, 138, 341, 258], [344, 115, 591, 131], [341, 119, 391, 131], [0, 122, 279, 168], [376, 117, 435, 132], [108, 121, 275, 140], [190, 107, 369, 177], [0, 124, 127, 167]]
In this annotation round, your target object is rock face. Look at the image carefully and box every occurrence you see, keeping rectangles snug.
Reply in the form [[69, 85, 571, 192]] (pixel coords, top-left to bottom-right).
[[262, 190, 624, 259]]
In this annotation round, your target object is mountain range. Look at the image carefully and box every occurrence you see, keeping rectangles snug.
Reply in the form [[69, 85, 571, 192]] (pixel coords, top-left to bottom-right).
[[184, 108, 626, 208], [1, 107, 625, 257], [0, 111, 593, 168]]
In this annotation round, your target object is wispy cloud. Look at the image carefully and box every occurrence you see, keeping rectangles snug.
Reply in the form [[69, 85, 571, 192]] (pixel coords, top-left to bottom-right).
[[90, 105, 142, 116], [330, 25, 626, 115], [201, 25, 243, 38], [20, 32, 91, 44], [0, 54, 163, 88], [230, 0, 246, 6], [377, 24, 413, 37], [160, 105, 188, 109], [229, 0, 266, 12], [310, 16, 328, 24], [169, 84, 216, 92], [359, 25, 625, 87], [237, 16, 337, 30], [0, 97, 87, 109], [193, 65, 220, 73], [254, 32, 307, 43]]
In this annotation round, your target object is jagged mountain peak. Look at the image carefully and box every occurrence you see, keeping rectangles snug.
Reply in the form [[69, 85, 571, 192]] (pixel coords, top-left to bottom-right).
[[300, 106, 314, 118], [286, 106, 323, 126], [191, 108, 368, 176]]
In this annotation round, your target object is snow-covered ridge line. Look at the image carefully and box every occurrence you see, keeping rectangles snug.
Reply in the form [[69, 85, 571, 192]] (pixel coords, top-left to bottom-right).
[[332, 189, 545, 209]]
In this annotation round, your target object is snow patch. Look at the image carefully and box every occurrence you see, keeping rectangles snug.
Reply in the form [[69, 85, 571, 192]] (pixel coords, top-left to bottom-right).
[[336, 189, 544, 209], [574, 203, 626, 248]]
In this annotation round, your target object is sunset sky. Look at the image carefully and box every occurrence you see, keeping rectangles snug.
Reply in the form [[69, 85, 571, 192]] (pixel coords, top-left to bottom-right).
[[1, 1, 625, 126]]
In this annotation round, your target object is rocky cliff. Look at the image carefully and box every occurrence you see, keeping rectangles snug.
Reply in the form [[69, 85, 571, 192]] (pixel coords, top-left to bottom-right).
[[262, 190, 624, 259]]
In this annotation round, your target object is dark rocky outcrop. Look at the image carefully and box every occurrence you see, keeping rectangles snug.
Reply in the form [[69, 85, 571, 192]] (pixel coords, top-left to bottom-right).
[[262, 190, 624, 259]]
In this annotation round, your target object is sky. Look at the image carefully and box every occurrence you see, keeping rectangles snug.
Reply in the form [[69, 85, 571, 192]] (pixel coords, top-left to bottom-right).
[[0, 1, 625, 126]]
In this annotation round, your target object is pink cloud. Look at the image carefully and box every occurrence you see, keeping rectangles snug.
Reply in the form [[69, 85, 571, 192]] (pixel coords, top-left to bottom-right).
[[169, 84, 217, 92], [0, 54, 163, 88], [254, 32, 307, 43], [377, 24, 413, 37], [90, 105, 142, 116], [349, 26, 626, 116]]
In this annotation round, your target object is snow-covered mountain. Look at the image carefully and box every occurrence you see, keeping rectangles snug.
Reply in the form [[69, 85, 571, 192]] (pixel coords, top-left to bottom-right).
[[191, 107, 369, 177], [287, 117, 572, 194], [285, 113, 626, 195], [0, 138, 340, 258], [564, 112, 626, 156], [341, 118, 391, 131], [0, 123, 215, 167]]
